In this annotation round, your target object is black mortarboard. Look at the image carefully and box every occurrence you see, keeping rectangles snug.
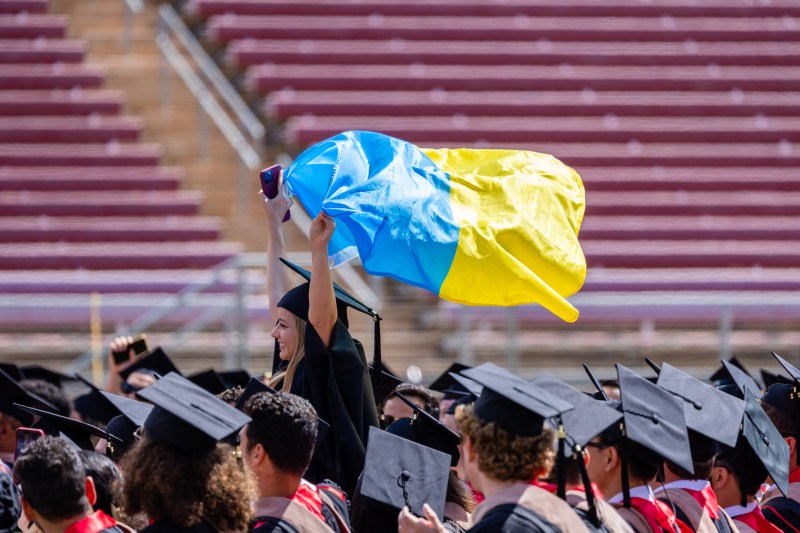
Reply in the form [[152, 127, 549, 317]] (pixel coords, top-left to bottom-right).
[[617, 364, 693, 474], [0, 362, 22, 382], [234, 378, 330, 447], [772, 352, 800, 383], [278, 257, 385, 398], [428, 363, 471, 393], [218, 370, 252, 389], [118, 347, 181, 382], [0, 369, 58, 425], [15, 403, 122, 452], [446, 372, 483, 398], [710, 358, 761, 395], [657, 363, 745, 448], [19, 365, 76, 388], [761, 369, 793, 389], [388, 392, 461, 466], [137, 372, 251, 453], [369, 364, 403, 404], [360, 426, 451, 519], [99, 391, 153, 456], [530, 374, 622, 455], [741, 388, 789, 497], [461, 363, 573, 437], [73, 374, 118, 425], [188, 369, 228, 395]]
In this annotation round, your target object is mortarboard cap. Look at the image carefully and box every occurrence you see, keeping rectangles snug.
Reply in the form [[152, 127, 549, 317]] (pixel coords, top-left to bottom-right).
[[657, 363, 745, 448], [428, 363, 471, 393], [761, 383, 800, 425], [0, 362, 22, 382], [772, 352, 800, 384], [218, 369, 251, 389], [15, 403, 122, 452], [445, 372, 483, 398], [761, 368, 792, 389], [137, 372, 251, 453], [187, 369, 228, 395], [73, 374, 118, 425], [0, 369, 58, 426], [361, 426, 450, 519], [462, 363, 573, 437], [617, 364, 694, 474], [710, 358, 761, 395], [530, 374, 622, 455], [388, 392, 461, 466], [19, 365, 76, 388], [118, 347, 181, 382], [235, 378, 330, 447], [741, 388, 789, 497], [100, 391, 154, 457]]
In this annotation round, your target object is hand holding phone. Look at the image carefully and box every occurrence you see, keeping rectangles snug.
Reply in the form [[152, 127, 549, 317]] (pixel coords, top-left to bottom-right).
[[111, 334, 148, 365], [260, 165, 291, 222], [15, 427, 44, 461]]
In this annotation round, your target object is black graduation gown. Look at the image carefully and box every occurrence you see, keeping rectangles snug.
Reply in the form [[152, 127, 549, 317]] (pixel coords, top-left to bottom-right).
[[283, 319, 379, 495], [468, 503, 563, 533], [762, 497, 800, 533]]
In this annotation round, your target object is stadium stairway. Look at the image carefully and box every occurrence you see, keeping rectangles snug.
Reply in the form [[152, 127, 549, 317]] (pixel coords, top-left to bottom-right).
[[182, 0, 800, 378]]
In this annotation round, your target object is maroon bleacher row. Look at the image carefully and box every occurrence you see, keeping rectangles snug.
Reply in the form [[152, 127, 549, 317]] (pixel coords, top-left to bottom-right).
[[0, 0, 241, 328], [189, 0, 800, 324], [2, 0, 800, 329]]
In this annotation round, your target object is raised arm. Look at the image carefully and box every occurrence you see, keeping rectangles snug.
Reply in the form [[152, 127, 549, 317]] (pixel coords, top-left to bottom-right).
[[308, 211, 338, 348], [259, 171, 292, 321]]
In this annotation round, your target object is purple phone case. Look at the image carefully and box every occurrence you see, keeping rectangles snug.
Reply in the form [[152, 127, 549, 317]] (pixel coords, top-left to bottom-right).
[[260, 165, 291, 222]]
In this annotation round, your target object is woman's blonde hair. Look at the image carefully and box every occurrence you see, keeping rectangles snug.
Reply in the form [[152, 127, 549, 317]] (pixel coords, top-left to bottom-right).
[[456, 404, 555, 483], [268, 314, 306, 392]]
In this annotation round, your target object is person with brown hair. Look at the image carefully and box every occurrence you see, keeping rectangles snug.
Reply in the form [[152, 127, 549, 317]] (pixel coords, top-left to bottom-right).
[[120, 373, 253, 533], [398, 363, 588, 532], [259, 173, 378, 495]]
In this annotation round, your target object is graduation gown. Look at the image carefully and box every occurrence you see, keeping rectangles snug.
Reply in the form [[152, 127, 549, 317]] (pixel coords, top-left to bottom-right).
[[726, 503, 778, 533], [65, 511, 134, 533], [249, 482, 350, 533], [567, 487, 634, 533], [654, 481, 737, 533], [140, 521, 217, 533], [469, 483, 590, 533], [761, 471, 800, 533], [282, 320, 379, 495]]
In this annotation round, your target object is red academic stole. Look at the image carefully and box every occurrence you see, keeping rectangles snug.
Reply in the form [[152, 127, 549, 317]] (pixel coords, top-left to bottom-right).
[[630, 497, 692, 533], [736, 506, 782, 533], [64, 511, 117, 533], [529, 479, 604, 500], [681, 484, 720, 520], [288, 483, 328, 523]]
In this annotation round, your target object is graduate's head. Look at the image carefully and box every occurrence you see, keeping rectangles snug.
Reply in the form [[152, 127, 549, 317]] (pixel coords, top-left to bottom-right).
[[453, 364, 573, 487], [761, 384, 800, 467], [241, 391, 318, 479], [78, 450, 121, 516], [121, 373, 254, 530], [14, 436, 93, 524], [273, 283, 309, 363], [381, 383, 440, 426], [712, 435, 767, 507]]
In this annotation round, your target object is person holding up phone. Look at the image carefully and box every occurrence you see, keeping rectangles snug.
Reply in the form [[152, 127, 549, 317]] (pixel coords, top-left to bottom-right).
[[258, 168, 378, 496]]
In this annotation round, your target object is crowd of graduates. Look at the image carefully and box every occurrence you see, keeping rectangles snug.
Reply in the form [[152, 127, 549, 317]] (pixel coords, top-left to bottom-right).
[[1, 183, 800, 533]]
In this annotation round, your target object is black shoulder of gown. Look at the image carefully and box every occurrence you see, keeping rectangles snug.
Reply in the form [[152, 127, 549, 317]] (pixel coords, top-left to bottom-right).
[[140, 520, 218, 533], [469, 503, 564, 533], [763, 496, 800, 533]]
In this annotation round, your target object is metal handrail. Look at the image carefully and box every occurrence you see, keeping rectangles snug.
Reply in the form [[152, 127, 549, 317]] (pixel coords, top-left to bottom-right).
[[158, 4, 265, 141]]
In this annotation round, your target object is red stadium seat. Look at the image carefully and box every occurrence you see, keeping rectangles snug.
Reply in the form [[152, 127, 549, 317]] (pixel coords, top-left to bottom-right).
[[0, 89, 124, 116]]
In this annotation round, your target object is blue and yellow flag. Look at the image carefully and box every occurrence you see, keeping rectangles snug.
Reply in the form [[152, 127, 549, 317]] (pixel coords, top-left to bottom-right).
[[284, 130, 586, 322]]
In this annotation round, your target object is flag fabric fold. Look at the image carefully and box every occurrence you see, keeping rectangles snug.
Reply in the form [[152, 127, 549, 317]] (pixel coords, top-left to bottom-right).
[[284, 130, 586, 322]]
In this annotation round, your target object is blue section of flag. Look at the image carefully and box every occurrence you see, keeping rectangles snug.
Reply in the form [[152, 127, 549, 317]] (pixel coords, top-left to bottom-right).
[[284, 130, 460, 293]]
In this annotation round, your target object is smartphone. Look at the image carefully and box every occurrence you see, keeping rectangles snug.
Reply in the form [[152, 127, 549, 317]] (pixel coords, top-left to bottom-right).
[[260, 164, 291, 222], [112, 334, 148, 365], [14, 427, 44, 460]]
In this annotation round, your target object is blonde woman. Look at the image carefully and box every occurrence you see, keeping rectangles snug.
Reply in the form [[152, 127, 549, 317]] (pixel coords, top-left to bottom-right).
[[260, 174, 378, 496]]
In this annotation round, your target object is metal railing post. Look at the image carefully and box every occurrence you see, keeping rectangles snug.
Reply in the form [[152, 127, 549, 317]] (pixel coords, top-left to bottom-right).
[[457, 307, 474, 366], [720, 305, 733, 360], [506, 306, 519, 371], [236, 260, 249, 368]]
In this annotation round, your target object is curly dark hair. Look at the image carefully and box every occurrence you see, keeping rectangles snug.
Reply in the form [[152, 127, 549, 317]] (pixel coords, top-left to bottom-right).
[[244, 391, 318, 476], [120, 434, 253, 531], [79, 451, 121, 516], [456, 404, 554, 482], [14, 436, 89, 521], [216, 386, 244, 405]]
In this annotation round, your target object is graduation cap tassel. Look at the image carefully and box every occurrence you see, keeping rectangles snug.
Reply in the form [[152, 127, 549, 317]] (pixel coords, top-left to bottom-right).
[[556, 421, 567, 500], [576, 447, 602, 528]]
